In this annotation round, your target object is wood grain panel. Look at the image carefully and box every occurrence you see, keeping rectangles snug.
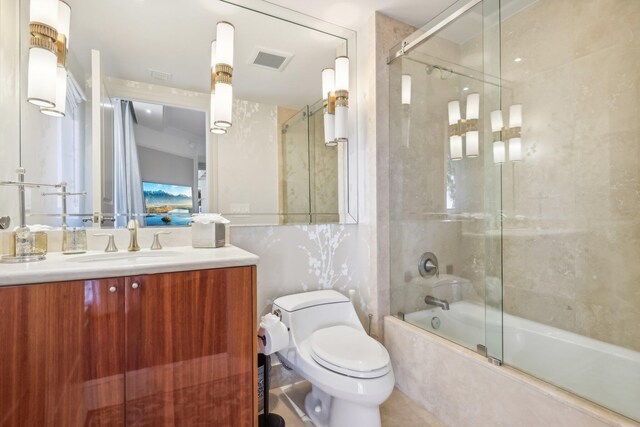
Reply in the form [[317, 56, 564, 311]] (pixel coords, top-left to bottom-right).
[[125, 267, 255, 427], [0, 279, 125, 427]]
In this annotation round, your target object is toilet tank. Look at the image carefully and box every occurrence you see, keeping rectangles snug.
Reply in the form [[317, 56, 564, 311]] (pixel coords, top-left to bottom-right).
[[273, 290, 363, 346]]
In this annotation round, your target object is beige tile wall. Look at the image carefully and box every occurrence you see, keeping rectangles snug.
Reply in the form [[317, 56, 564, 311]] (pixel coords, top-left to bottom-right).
[[500, 0, 640, 351]]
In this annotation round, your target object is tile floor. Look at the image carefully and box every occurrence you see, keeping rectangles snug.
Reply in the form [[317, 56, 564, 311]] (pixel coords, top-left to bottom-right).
[[266, 381, 446, 427]]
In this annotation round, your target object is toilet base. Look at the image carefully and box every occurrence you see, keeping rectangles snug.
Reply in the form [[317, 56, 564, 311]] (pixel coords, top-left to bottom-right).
[[304, 384, 382, 427]]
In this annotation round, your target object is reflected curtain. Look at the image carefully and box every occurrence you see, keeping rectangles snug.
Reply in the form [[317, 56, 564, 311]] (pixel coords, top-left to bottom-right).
[[114, 100, 145, 227]]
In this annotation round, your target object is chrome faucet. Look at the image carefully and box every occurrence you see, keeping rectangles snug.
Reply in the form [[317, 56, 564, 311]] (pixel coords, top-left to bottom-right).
[[425, 295, 450, 310], [127, 219, 140, 252]]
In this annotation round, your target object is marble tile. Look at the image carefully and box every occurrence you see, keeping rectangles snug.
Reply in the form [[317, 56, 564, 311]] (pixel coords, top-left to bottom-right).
[[385, 316, 638, 427]]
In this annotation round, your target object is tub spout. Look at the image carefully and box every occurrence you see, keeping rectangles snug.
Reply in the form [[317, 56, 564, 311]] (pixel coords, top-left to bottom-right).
[[425, 295, 450, 310]]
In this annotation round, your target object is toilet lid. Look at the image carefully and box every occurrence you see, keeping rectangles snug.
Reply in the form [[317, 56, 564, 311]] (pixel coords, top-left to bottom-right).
[[310, 326, 390, 378]]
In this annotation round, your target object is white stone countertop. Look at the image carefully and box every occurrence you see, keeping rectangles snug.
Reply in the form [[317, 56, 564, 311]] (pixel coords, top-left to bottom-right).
[[0, 245, 259, 286]]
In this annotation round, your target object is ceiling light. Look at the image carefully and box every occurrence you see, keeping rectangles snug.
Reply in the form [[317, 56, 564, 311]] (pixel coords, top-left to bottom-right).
[[145, 109, 151, 114], [514, 57, 522, 63], [463, 87, 469, 91]]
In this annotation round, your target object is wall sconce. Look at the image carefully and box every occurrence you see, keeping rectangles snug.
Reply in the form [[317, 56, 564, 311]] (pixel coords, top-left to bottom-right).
[[322, 68, 336, 146], [209, 41, 226, 135], [321, 56, 350, 146], [213, 21, 234, 129], [27, 0, 60, 108], [334, 56, 349, 143], [40, 1, 70, 117], [447, 93, 480, 160], [490, 104, 522, 164], [401, 74, 411, 105]]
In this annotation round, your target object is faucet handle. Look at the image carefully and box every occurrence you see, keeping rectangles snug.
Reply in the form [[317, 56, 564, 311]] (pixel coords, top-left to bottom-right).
[[94, 233, 118, 252], [151, 231, 171, 250], [419, 252, 440, 278], [127, 219, 140, 229]]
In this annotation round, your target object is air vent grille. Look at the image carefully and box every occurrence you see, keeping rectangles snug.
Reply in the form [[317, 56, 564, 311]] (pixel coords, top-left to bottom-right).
[[149, 69, 173, 81], [249, 48, 293, 71]]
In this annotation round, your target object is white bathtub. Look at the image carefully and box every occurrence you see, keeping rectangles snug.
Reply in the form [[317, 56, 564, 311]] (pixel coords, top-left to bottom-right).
[[405, 301, 640, 422]]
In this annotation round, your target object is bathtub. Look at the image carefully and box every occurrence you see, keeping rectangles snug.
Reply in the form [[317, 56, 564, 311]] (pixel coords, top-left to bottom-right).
[[404, 301, 640, 422]]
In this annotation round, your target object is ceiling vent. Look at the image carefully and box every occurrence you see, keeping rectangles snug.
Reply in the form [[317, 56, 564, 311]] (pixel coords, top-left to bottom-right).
[[249, 48, 293, 72], [149, 69, 173, 82]]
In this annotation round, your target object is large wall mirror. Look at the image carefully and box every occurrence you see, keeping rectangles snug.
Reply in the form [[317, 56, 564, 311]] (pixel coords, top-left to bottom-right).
[[0, 0, 357, 229]]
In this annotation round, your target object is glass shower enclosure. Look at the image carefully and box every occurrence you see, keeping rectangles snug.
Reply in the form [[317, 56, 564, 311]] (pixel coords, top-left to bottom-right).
[[388, 0, 640, 422]]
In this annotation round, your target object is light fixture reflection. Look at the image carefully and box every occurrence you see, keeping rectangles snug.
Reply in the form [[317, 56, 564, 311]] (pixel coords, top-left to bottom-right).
[[401, 74, 411, 105]]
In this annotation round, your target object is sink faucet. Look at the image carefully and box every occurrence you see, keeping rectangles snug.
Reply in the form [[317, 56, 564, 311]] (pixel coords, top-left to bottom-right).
[[425, 295, 450, 310], [127, 219, 140, 252]]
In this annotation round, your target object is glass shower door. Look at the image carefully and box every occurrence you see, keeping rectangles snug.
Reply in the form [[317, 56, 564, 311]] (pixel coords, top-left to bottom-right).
[[388, 0, 503, 359]]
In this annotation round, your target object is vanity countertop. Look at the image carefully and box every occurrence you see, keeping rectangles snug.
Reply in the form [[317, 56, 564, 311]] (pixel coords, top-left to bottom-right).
[[0, 245, 259, 286]]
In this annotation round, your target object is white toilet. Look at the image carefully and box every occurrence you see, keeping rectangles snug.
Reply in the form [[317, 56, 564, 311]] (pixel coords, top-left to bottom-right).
[[272, 290, 395, 427]]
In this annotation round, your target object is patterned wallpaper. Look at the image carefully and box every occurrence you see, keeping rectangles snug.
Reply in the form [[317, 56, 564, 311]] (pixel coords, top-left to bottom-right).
[[230, 224, 371, 324]]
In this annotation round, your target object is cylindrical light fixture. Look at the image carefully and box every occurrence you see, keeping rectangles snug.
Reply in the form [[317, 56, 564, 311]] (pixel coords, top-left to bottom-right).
[[401, 74, 411, 105], [215, 21, 234, 68], [466, 130, 479, 157], [27, 0, 59, 107], [509, 104, 522, 128], [509, 138, 522, 161], [324, 113, 336, 146], [335, 56, 349, 92], [493, 140, 505, 164], [56, 0, 70, 44], [213, 22, 234, 129], [214, 82, 233, 129], [464, 93, 480, 157], [448, 101, 461, 125], [40, 67, 67, 117], [450, 135, 463, 160], [322, 68, 335, 100], [490, 110, 503, 132], [209, 41, 226, 135], [334, 56, 349, 142], [41, 0, 70, 117], [466, 93, 479, 120], [322, 68, 336, 146], [30, 0, 58, 26]]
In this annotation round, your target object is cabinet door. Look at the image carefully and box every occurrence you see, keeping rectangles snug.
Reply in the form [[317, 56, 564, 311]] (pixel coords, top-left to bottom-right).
[[0, 278, 125, 427], [125, 266, 256, 427]]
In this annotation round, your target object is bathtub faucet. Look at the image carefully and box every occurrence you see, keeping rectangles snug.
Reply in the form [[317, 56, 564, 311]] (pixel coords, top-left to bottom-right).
[[425, 295, 450, 310]]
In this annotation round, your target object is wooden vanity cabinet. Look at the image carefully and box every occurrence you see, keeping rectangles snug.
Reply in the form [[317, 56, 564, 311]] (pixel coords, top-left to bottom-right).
[[0, 266, 257, 427]]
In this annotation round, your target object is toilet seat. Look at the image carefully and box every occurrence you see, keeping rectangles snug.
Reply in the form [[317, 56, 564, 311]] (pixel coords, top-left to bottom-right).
[[310, 325, 391, 379]]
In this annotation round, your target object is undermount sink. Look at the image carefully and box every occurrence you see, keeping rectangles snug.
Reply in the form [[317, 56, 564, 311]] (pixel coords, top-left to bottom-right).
[[67, 251, 182, 263]]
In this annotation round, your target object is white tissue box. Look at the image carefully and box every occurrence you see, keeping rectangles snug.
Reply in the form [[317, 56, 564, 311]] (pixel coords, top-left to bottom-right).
[[192, 222, 226, 248]]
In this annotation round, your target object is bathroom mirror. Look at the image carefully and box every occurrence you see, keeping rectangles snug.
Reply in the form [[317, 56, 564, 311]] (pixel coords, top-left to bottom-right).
[[7, 0, 358, 228]]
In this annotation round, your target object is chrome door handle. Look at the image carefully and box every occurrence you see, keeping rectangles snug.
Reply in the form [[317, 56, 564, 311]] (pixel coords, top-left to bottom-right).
[[109, 286, 117, 293], [131, 282, 139, 289]]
